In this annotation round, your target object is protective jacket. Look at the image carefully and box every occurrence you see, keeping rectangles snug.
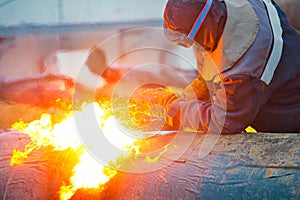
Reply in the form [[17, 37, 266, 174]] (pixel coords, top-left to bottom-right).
[[168, 0, 300, 133]]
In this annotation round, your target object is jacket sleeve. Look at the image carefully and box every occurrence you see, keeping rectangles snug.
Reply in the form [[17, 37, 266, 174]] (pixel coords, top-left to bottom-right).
[[181, 75, 211, 102], [167, 74, 271, 134]]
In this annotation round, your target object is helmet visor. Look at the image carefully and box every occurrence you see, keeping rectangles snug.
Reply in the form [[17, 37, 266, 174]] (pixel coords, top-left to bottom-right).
[[163, 23, 194, 48]]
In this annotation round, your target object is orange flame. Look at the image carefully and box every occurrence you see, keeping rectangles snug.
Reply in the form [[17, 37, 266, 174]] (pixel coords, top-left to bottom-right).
[[59, 151, 118, 200], [10, 102, 140, 200]]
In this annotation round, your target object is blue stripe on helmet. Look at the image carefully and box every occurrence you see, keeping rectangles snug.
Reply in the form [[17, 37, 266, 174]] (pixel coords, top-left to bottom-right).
[[188, 0, 213, 39]]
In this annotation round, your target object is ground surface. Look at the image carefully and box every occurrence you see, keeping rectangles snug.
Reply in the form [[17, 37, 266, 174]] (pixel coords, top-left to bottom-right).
[[0, 129, 299, 199]]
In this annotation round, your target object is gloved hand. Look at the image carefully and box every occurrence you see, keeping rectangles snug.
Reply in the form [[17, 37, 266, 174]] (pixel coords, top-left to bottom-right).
[[140, 87, 179, 108], [163, 76, 210, 130], [181, 76, 210, 102], [165, 101, 182, 130], [129, 87, 181, 130], [130, 80, 210, 131]]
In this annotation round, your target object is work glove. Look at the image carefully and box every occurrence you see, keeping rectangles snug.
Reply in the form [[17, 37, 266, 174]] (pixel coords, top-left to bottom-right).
[[130, 76, 210, 130], [181, 76, 211, 102], [161, 76, 211, 130], [129, 87, 181, 130], [165, 76, 211, 130]]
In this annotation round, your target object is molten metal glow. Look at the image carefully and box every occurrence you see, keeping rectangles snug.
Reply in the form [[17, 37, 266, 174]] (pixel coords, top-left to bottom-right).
[[10, 102, 139, 200], [59, 151, 118, 200]]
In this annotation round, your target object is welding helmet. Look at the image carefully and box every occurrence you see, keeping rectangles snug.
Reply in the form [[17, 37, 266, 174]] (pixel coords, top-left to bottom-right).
[[163, 0, 213, 48]]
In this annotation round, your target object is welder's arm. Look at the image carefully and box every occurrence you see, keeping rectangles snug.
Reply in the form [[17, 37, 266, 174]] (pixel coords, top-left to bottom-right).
[[166, 74, 271, 133], [134, 76, 210, 129], [137, 75, 210, 108]]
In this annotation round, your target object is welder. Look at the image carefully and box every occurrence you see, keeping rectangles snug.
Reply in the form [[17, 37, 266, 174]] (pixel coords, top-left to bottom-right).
[[152, 0, 300, 133]]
